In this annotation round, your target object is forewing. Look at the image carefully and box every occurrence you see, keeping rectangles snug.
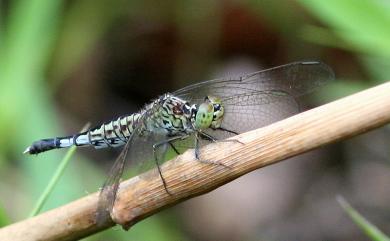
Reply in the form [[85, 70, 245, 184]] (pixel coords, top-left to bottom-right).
[[96, 113, 150, 224], [96, 135, 132, 225], [173, 61, 334, 102], [127, 129, 169, 176], [173, 61, 334, 138]]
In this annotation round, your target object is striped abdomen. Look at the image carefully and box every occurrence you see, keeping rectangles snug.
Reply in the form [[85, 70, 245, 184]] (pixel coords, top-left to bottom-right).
[[24, 113, 142, 155]]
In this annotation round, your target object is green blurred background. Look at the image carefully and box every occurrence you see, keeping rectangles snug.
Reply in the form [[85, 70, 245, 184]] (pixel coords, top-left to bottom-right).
[[0, 0, 389, 240]]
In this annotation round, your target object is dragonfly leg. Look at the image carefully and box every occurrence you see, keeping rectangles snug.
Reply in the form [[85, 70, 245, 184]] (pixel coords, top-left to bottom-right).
[[194, 133, 231, 169], [198, 131, 218, 142], [152, 143, 172, 195], [216, 127, 239, 135], [199, 130, 244, 145], [169, 142, 181, 155], [152, 135, 189, 195]]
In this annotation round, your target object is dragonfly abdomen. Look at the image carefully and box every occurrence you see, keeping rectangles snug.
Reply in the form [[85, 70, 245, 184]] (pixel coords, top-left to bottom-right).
[[88, 113, 142, 148], [24, 113, 142, 154], [23, 134, 90, 154]]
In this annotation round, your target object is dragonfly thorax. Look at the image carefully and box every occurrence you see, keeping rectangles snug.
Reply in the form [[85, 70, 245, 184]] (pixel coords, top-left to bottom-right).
[[151, 94, 194, 135], [154, 94, 225, 135]]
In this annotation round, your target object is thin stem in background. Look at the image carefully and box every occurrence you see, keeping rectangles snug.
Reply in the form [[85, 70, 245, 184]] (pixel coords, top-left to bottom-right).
[[337, 196, 390, 241], [29, 123, 90, 217]]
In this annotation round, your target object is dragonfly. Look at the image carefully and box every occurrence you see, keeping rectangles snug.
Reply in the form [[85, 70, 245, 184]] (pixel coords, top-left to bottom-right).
[[24, 61, 334, 224]]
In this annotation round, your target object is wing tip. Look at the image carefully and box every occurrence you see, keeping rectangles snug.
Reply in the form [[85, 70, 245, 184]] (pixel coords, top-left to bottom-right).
[[301, 60, 321, 65], [300, 60, 335, 80]]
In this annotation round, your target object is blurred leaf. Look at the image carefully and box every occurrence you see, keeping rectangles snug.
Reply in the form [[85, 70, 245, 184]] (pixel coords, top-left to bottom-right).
[[360, 55, 390, 83], [318, 79, 368, 102], [125, 213, 188, 241], [300, 25, 351, 50], [174, 0, 221, 86], [49, 0, 127, 87], [0, 0, 62, 150], [0, 201, 10, 227], [245, 0, 306, 34], [0, 0, 91, 217], [298, 0, 390, 57], [337, 196, 390, 241]]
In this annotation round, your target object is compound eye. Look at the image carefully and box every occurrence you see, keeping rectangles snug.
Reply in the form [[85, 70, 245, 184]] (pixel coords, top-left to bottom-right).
[[173, 104, 183, 115], [214, 104, 221, 111]]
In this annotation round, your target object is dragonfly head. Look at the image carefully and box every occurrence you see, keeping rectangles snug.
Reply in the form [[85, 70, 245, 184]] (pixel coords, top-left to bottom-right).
[[193, 96, 224, 130]]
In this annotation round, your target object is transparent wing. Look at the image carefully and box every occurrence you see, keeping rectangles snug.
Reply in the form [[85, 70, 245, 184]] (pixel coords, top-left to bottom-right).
[[123, 109, 192, 183], [96, 136, 132, 225], [127, 129, 171, 176], [173, 61, 334, 138], [96, 114, 147, 224], [96, 109, 194, 225], [173, 61, 333, 102], [169, 134, 197, 154]]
